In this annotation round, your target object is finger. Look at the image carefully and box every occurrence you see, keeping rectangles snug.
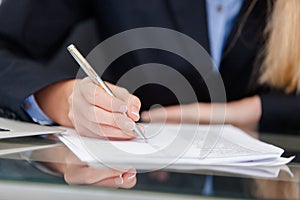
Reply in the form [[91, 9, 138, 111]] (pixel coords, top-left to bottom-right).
[[82, 105, 137, 132], [126, 95, 141, 122], [79, 78, 128, 113], [121, 172, 137, 189], [72, 114, 136, 139], [106, 82, 141, 121], [71, 101, 136, 139], [97, 124, 136, 140], [92, 177, 121, 188], [84, 123, 136, 140], [71, 92, 136, 133], [64, 166, 124, 185], [93, 173, 137, 189]]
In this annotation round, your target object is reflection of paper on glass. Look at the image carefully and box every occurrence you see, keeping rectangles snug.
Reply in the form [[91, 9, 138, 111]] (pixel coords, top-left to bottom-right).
[[0, 137, 60, 156], [169, 164, 293, 178], [0, 117, 63, 139], [59, 124, 294, 170]]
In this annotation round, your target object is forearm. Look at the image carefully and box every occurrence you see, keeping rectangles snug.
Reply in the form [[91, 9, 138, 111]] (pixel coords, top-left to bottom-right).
[[226, 95, 262, 129], [35, 79, 76, 127], [141, 95, 262, 128]]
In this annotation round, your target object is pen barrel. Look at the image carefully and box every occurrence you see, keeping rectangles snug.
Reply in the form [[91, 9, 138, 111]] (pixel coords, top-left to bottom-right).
[[95, 76, 115, 97]]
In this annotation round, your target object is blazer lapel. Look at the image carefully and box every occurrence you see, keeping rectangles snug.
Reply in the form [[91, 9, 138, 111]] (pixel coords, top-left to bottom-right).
[[222, 0, 255, 59], [166, 0, 210, 53]]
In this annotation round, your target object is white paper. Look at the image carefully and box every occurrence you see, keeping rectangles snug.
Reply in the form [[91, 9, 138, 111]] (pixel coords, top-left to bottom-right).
[[0, 117, 64, 139], [58, 124, 294, 170]]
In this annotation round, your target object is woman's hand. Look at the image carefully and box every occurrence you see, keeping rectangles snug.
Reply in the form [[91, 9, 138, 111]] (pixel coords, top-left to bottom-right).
[[36, 78, 141, 140], [42, 146, 137, 188], [63, 153, 137, 188], [141, 96, 262, 130]]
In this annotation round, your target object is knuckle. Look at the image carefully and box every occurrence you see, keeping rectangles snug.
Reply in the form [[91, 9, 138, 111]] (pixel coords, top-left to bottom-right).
[[122, 88, 129, 95], [131, 95, 141, 107], [81, 85, 97, 103], [110, 96, 121, 108], [81, 77, 91, 84], [117, 87, 129, 97], [68, 95, 73, 105], [113, 114, 127, 129], [79, 79, 88, 91], [94, 89, 104, 100], [67, 111, 74, 122], [85, 92, 96, 104]]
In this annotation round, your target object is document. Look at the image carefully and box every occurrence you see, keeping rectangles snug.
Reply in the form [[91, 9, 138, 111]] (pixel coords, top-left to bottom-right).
[[58, 124, 294, 172]]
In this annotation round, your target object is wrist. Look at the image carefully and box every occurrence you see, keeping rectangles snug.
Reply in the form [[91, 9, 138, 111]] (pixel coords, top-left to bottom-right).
[[227, 96, 262, 127], [35, 79, 76, 127]]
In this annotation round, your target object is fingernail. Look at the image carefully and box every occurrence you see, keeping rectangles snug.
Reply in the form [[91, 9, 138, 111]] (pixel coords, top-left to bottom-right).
[[119, 105, 128, 113], [114, 174, 124, 185], [131, 106, 140, 120], [128, 173, 136, 180], [124, 121, 134, 130]]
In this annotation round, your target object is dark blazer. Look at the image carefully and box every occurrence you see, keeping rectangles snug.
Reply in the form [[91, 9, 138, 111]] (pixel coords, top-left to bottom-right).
[[0, 0, 299, 133]]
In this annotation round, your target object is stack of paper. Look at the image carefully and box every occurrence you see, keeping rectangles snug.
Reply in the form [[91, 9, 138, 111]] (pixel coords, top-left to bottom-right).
[[59, 124, 294, 174]]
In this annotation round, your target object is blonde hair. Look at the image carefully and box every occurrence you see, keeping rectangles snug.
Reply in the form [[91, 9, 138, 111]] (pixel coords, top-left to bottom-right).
[[260, 0, 300, 94]]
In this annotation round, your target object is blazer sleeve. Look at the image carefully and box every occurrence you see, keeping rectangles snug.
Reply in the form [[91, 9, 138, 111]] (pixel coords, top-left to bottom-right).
[[259, 92, 300, 133], [0, 0, 89, 121]]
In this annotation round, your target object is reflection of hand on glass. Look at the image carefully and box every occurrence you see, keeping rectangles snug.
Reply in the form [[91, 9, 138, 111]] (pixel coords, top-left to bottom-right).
[[61, 153, 137, 188], [35, 78, 141, 140], [149, 171, 170, 183], [33, 146, 137, 188]]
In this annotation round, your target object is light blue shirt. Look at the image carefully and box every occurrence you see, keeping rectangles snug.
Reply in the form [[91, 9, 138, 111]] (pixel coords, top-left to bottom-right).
[[22, 95, 54, 125], [202, 0, 244, 196], [23, 0, 244, 126], [206, 0, 244, 68]]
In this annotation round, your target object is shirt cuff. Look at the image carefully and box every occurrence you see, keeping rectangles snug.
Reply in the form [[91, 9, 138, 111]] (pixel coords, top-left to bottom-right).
[[22, 95, 54, 125]]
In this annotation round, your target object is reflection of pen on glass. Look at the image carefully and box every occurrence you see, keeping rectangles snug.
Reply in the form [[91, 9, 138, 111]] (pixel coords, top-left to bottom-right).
[[67, 44, 147, 143]]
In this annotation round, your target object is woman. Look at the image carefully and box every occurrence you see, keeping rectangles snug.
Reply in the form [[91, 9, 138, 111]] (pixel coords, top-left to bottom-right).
[[142, 0, 300, 134], [0, 0, 297, 187]]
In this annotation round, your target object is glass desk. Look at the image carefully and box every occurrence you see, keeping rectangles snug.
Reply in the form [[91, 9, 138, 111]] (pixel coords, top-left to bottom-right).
[[0, 131, 299, 200]]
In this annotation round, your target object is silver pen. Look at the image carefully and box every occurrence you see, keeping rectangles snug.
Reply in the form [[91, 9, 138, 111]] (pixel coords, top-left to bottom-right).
[[67, 44, 147, 142]]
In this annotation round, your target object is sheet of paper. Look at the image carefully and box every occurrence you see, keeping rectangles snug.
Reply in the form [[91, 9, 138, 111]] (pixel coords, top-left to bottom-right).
[[58, 124, 294, 169], [0, 117, 64, 139]]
